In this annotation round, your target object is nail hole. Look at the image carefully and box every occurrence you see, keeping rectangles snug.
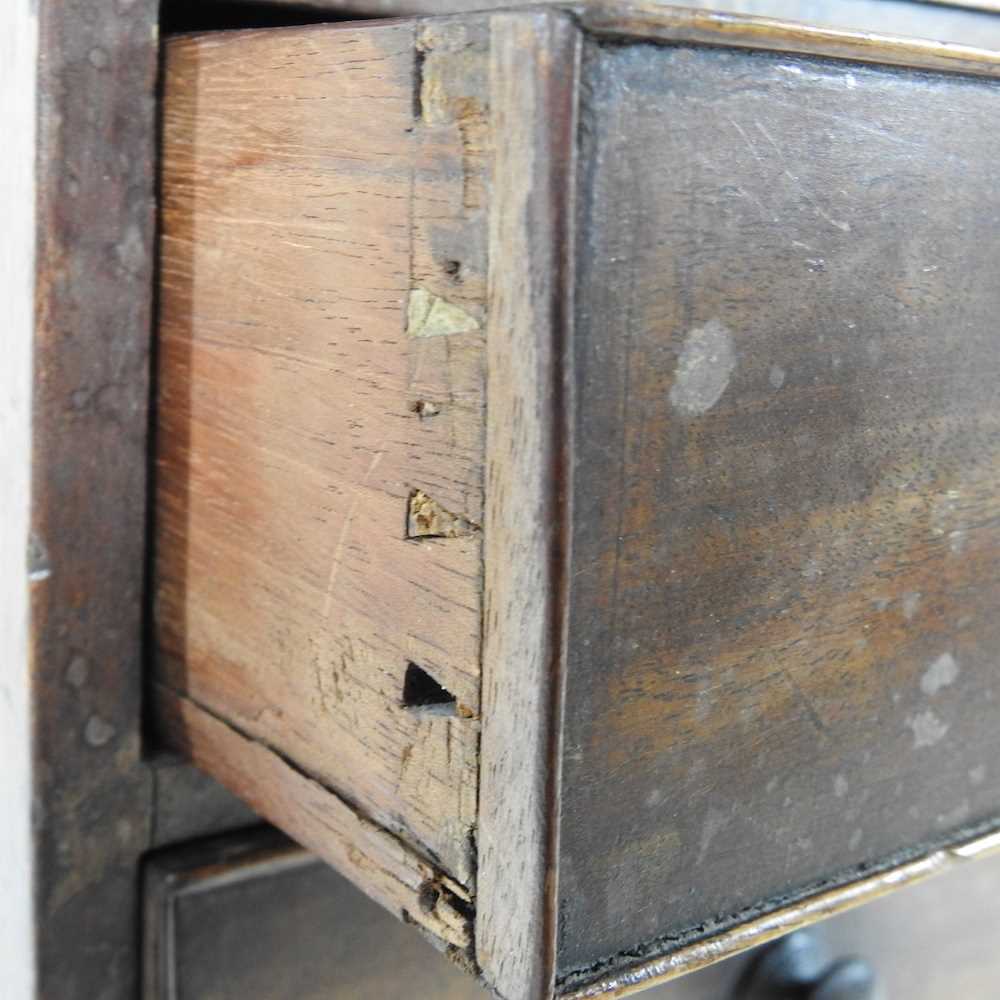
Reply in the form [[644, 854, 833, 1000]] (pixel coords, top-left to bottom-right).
[[411, 399, 441, 419], [402, 662, 457, 714], [442, 259, 462, 280], [418, 881, 441, 913]]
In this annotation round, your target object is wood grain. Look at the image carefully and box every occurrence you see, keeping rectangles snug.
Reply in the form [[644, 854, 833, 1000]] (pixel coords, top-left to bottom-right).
[[156, 686, 473, 952], [13, 3, 279, 996], [475, 11, 580, 1000], [557, 36, 1000, 984], [155, 20, 489, 885]]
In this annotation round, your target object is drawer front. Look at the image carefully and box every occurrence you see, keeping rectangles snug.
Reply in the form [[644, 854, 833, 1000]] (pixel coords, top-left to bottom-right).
[[143, 828, 477, 1000], [558, 34, 1000, 979], [153, 8, 1000, 999]]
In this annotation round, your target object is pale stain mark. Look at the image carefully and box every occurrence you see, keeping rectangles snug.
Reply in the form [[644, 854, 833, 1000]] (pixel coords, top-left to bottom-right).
[[906, 709, 949, 748], [696, 806, 730, 866], [801, 556, 823, 580], [902, 591, 921, 621], [669, 319, 736, 417], [921, 652, 959, 696], [937, 800, 970, 827], [66, 656, 88, 689], [84, 715, 116, 748]]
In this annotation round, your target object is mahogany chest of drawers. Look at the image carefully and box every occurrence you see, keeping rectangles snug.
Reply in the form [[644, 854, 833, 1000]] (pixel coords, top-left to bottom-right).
[[8, 1, 1000, 997]]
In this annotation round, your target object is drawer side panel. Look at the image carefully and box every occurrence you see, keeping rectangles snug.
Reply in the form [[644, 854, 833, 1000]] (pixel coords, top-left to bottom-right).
[[154, 20, 488, 885]]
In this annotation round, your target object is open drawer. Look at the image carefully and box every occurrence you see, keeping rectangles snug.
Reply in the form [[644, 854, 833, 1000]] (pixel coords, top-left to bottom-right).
[[151, 7, 1000, 998]]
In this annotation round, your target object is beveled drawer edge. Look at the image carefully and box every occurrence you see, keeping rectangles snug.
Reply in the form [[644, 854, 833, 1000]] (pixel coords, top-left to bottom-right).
[[952, 827, 1000, 859], [576, 1, 1000, 78], [560, 824, 1000, 999]]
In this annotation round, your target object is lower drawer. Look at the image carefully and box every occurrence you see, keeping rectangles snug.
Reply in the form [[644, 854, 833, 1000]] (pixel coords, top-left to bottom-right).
[[144, 826, 1000, 999]]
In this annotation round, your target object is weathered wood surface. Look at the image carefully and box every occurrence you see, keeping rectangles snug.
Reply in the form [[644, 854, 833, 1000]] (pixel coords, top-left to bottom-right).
[[558, 37, 1000, 986], [476, 11, 580, 1000], [25, 3, 161, 998], [155, 20, 488, 885], [6, 2, 330, 996], [20, 2, 254, 996], [156, 686, 473, 952]]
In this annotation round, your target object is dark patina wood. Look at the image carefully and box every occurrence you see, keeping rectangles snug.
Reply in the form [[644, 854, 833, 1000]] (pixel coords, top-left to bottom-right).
[[558, 34, 1000, 989], [29, 4, 159, 996], [21, 4, 261, 996]]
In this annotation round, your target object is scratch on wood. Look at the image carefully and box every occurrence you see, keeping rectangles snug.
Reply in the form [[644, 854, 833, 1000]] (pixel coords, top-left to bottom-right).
[[414, 20, 490, 218], [323, 449, 385, 618]]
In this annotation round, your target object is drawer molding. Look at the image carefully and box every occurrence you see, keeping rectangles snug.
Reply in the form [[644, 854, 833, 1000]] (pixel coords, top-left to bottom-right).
[[579, 2, 1000, 78]]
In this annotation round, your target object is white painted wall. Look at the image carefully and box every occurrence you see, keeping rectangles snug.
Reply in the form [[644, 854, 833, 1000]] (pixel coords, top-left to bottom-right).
[[0, 2, 38, 997]]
